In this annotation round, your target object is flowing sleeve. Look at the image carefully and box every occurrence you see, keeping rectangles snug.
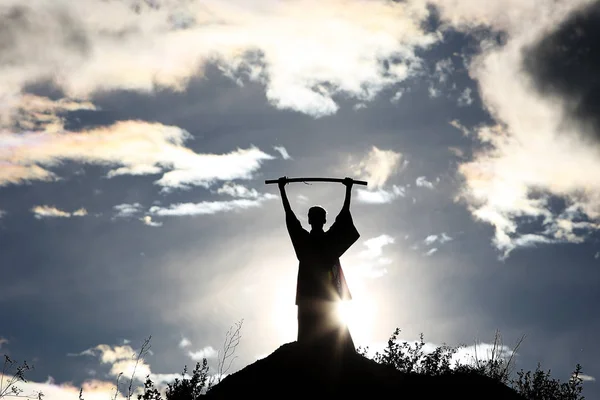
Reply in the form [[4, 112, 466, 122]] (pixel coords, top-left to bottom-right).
[[328, 209, 360, 258], [286, 212, 308, 260]]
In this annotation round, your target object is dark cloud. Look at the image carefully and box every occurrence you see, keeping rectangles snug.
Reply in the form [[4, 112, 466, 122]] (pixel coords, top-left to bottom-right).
[[524, 1, 600, 141]]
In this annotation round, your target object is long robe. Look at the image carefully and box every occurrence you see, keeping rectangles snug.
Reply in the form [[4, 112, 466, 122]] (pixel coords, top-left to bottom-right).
[[286, 208, 360, 305]]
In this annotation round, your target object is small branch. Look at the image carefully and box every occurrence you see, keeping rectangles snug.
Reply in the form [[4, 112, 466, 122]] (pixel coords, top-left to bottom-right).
[[126, 336, 152, 400], [217, 320, 243, 383]]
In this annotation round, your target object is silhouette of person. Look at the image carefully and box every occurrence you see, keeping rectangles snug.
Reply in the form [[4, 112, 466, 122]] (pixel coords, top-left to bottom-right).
[[278, 176, 360, 353]]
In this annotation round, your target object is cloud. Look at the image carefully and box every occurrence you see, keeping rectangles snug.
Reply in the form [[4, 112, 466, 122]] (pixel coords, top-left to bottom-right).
[[77, 343, 177, 386], [297, 194, 309, 204], [390, 89, 404, 103], [440, 233, 453, 243], [424, 233, 453, 245], [0, 0, 437, 118], [273, 146, 292, 160], [114, 203, 143, 219], [150, 197, 275, 217], [178, 338, 191, 349], [424, 235, 438, 245], [0, 210, 5, 219], [0, 376, 128, 400], [579, 374, 596, 382], [216, 182, 276, 199], [355, 234, 395, 278], [31, 206, 71, 219], [72, 208, 88, 217], [449, 120, 470, 136], [433, 0, 600, 257], [356, 185, 406, 204], [434, 58, 454, 84], [70, 342, 185, 397], [31, 205, 87, 219], [0, 337, 8, 349], [1, 94, 96, 132], [415, 176, 435, 189], [152, 183, 277, 217], [425, 248, 438, 256], [141, 216, 162, 227], [362, 336, 517, 374], [452, 342, 513, 368], [188, 346, 218, 361], [353, 146, 404, 189], [360, 235, 395, 258], [1, 120, 274, 189], [523, 2, 600, 142], [457, 87, 473, 106]]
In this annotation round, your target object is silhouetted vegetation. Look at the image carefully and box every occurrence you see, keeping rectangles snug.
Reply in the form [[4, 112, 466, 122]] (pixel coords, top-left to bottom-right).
[[0, 355, 41, 399], [356, 328, 585, 400], [1, 325, 587, 400]]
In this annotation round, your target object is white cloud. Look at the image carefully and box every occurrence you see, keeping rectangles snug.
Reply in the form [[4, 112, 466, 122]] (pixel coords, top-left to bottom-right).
[[0, 337, 8, 349], [355, 234, 395, 278], [356, 185, 406, 204], [449, 120, 470, 136], [32, 206, 71, 219], [273, 146, 292, 160], [390, 89, 404, 103], [141, 216, 163, 227], [1, 94, 96, 133], [31, 205, 87, 219], [188, 346, 218, 361], [77, 343, 178, 387], [0, 376, 127, 400], [360, 235, 395, 258], [424, 233, 453, 245], [425, 248, 438, 256], [428, 85, 441, 98], [416, 176, 435, 189], [440, 233, 453, 243], [579, 374, 596, 382], [150, 197, 275, 217], [432, 0, 600, 257], [72, 208, 88, 217], [457, 87, 473, 106], [362, 336, 517, 374], [114, 203, 143, 218], [595, 252, 599, 260], [0, 0, 437, 118], [353, 146, 404, 189], [216, 182, 273, 199], [434, 58, 454, 84], [424, 235, 438, 245], [1, 120, 274, 189], [179, 338, 191, 349], [452, 342, 513, 368], [0, 210, 5, 219]]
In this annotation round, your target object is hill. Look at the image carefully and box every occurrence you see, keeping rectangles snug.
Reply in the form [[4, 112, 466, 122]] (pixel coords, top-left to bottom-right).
[[205, 341, 525, 399]]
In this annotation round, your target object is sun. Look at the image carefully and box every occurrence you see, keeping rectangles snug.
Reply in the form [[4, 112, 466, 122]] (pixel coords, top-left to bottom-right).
[[335, 297, 376, 344]]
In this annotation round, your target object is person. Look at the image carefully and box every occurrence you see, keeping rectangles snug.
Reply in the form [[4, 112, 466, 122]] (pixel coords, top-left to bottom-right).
[[278, 176, 360, 353]]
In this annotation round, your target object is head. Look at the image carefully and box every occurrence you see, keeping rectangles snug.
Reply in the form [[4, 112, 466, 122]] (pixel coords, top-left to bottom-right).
[[308, 206, 326, 231]]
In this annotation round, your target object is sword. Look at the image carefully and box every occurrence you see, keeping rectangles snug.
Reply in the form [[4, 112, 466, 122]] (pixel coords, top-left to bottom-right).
[[264, 177, 368, 186]]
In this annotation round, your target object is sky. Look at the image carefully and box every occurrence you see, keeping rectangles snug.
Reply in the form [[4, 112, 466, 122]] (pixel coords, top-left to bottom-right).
[[0, 0, 599, 398]]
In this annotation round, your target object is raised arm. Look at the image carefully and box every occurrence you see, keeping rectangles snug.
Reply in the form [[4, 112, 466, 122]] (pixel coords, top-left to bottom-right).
[[278, 176, 293, 215], [341, 177, 354, 213]]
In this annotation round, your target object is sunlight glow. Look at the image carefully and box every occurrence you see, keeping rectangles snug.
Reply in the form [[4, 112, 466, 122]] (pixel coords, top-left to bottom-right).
[[335, 296, 376, 346]]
